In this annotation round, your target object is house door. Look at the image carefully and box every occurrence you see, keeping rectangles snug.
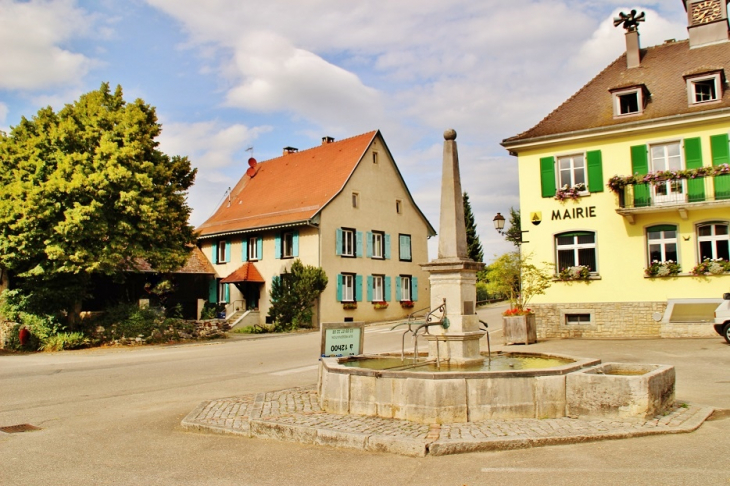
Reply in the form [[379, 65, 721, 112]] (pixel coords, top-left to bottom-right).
[[650, 142, 685, 204], [241, 283, 260, 311]]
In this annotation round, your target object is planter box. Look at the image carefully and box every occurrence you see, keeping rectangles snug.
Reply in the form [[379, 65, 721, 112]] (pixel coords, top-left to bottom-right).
[[502, 315, 537, 345], [566, 363, 675, 421]]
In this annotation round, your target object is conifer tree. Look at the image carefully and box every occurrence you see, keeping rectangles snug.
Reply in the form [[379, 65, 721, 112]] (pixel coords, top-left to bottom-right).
[[463, 192, 484, 262]]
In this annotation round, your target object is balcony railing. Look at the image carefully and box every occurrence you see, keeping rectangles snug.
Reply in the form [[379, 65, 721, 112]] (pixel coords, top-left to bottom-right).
[[616, 174, 730, 209]]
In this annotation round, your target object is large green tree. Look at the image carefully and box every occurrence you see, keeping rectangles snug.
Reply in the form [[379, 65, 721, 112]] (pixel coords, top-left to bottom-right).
[[463, 192, 484, 262], [0, 83, 197, 324], [268, 260, 328, 331]]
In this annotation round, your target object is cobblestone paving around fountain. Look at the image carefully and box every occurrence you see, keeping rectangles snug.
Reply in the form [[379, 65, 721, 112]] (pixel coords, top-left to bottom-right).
[[181, 386, 714, 457]]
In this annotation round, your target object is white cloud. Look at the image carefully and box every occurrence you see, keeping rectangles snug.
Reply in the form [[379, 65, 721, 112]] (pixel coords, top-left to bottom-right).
[[0, 102, 7, 123], [0, 0, 97, 91]]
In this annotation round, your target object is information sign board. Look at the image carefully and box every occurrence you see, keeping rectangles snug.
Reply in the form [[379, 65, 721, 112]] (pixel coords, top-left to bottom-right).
[[320, 321, 365, 357]]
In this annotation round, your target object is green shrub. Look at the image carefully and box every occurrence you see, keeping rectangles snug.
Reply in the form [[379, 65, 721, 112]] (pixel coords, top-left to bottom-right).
[[476, 282, 489, 305], [41, 332, 89, 352]]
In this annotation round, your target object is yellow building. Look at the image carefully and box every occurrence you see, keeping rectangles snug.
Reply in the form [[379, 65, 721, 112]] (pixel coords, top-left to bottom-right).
[[502, 1, 730, 338], [196, 131, 436, 327]]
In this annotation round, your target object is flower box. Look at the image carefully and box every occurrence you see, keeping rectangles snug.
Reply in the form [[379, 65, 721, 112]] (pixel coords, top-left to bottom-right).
[[373, 302, 388, 309], [502, 314, 537, 345], [557, 265, 591, 281], [400, 300, 414, 309], [645, 260, 681, 278], [691, 258, 730, 276], [554, 183, 586, 201], [342, 302, 357, 310]]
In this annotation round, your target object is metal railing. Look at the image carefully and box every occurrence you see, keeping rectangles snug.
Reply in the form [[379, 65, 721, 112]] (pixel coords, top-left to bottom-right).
[[617, 176, 730, 209]]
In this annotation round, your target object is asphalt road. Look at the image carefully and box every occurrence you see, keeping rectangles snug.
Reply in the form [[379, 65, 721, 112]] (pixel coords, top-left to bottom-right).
[[1, 304, 728, 486]]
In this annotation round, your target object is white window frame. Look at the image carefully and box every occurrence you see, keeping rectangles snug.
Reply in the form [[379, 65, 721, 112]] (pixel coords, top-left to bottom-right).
[[555, 232, 597, 272], [557, 153, 587, 191], [372, 275, 384, 302], [248, 236, 259, 261], [698, 222, 730, 261], [342, 228, 355, 257], [372, 231, 384, 259], [282, 232, 294, 258], [342, 274, 355, 302], [400, 276, 412, 302], [687, 73, 721, 105], [611, 87, 643, 117], [650, 141, 685, 204], [219, 282, 228, 304], [647, 226, 678, 264], [217, 240, 227, 264]]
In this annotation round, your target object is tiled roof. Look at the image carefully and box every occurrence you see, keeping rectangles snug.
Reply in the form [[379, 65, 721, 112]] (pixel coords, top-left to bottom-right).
[[130, 246, 215, 274], [503, 39, 730, 145], [196, 131, 378, 237], [220, 262, 265, 284]]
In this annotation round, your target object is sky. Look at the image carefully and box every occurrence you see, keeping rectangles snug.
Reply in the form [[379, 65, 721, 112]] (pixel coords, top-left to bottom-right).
[[0, 0, 691, 262]]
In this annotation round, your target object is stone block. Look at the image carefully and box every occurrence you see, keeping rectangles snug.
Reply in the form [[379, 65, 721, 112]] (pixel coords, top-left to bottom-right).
[[403, 377, 468, 423], [534, 375, 567, 419], [319, 366, 350, 414], [466, 376, 536, 420]]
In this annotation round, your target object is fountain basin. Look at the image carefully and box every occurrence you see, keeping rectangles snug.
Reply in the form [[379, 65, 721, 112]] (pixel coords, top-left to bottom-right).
[[318, 352, 600, 424], [566, 362, 676, 421]]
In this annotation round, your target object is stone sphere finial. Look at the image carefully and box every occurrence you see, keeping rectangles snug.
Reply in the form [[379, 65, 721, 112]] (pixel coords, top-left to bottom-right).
[[444, 129, 457, 141]]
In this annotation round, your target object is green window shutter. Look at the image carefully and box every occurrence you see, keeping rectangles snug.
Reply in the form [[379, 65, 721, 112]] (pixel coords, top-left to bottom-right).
[[630, 145, 651, 207], [356, 231, 363, 258], [208, 279, 217, 303], [274, 233, 281, 259], [711, 133, 730, 200], [257, 238, 263, 259], [241, 238, 248, 262], [647, 224, 677, 233], [336, 275, 343, 302], [684, 137, 705, 202], [225, 241, 231, 263], [223, 283, 230, 303], [395, 276, 402, 301], [539, 156, 556, 198], [335, 228, 343, 256], [355, 275, 363, 302], [366, 232, 373, 258], [367, 275, 373, 302], [211, 241, 218, 264], [384, 276, 391, 302], [412, 277, 418, 301], [292, 230, 299, 257], [586, 150, 604, 193], [384, 234, 391, 259]]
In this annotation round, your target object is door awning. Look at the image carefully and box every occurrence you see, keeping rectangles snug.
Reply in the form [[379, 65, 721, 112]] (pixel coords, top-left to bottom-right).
[[221, 262, 265, 284]]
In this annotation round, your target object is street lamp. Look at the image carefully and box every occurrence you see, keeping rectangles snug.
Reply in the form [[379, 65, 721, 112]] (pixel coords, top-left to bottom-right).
[[493, 212, 506, 233]]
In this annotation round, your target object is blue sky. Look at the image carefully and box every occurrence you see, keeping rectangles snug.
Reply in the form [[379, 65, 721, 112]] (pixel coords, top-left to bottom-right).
[[0, 1, 691, 261]]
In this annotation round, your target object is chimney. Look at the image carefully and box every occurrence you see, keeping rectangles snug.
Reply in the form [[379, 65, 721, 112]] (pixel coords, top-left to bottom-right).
[[321, 136, 335, 145], [282, 146, 298, 156], [614, 10, 645, 68]]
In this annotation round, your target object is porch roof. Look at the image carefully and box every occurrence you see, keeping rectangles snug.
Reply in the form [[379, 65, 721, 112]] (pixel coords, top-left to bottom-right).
[[221, 262, 265, 284]]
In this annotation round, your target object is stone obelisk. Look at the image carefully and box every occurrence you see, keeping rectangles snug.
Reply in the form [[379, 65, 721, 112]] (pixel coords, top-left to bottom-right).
[[421, 129, 485, 365]]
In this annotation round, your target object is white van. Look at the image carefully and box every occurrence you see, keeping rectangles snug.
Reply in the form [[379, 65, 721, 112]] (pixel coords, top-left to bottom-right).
[[714, 293, 730, 344]]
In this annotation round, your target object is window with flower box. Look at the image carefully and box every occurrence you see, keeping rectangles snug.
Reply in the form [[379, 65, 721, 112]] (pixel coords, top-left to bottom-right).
[[540, 151, 603, 198], [555, 232, 597, 273], [367, 231, 390, 259], [367, 274, 390, 303], [698, 222, 729, 261], [647, 225, 678, 264]]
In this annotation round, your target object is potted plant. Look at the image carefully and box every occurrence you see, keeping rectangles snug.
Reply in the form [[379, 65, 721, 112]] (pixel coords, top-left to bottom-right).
[[485, 251, 553, 345]]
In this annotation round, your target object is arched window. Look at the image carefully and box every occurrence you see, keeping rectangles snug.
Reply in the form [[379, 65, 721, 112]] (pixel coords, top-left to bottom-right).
[[555, 231, 597, 272], [646, 225, 678, 263], [698, 222, 729, 261]]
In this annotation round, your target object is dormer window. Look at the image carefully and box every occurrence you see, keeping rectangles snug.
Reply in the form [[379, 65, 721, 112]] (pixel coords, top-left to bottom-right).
[[686, 72, 722, 105], [610, 86, 646, 117]]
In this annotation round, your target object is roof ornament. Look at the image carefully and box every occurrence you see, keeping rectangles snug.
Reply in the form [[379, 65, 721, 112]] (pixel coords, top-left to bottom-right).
[[614, 9, 646, 32]]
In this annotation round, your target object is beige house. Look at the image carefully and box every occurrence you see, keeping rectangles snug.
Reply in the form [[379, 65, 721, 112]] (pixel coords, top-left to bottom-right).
[[196, 131, 436, 327]]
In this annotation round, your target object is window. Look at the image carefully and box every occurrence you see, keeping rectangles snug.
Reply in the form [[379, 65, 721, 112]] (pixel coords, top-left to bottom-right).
[[647, 225, 678, 263], [400, 276, 412, 302], [248, 236, 259, 261], [341, 274, 355, 302], [399, 234, 412, 261], [373, 152, 379, 164], [611, 87, 644, 116], [687, 73, 721, 105], [566, 314, 591, 324], [556, 232, 597, 272], [342, 228, 355, 257], [557, 154, 586, 189], [396, 200, 402, 214], [371, 231, 384, 259], [281, 232, 294, 258], [216, 240, 229, 264], [219, 282, 229, 304], [372, 275, 384, 302], [698, 222, 730, 261], [650, 142, 685, 203], [352, 192, 359, 208]]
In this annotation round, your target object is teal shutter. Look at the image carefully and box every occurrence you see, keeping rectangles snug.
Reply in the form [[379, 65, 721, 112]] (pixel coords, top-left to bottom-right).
[[356, 231, 363, 258], [586, 150, 604, 193], [211, 241, 218, 264], [540, 156, 556, 198], [384, 276, 391, 302], [274, 233, 281, 259], [384, 234, 391, 259], [684, 138, 705, 202], [355, 275, 363, 302], [225, 241, 231, 263], [367, 275, 373, 302], [711, 133, 730, 200], [335, 228, 343, 256], [395, 276, 402, 301], [336, 275, 342, 302], [366, 232, 373, 258], [399, 235, 411, 260], [257, 237, 263, 259], [208, 279, 217, 303], [412, 277, 418, 301], [223, 283, 230, 303], [630, 145, 651, 207], [292, 230, 299, 257], [242, 238, 248, 262]]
